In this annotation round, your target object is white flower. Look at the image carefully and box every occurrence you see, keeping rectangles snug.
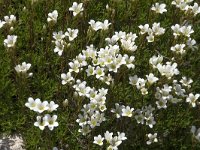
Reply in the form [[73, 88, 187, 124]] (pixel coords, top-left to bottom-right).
[[43, 114, 59, 130], [93, 135, 104, 146], [25, 97, 37, 111], [180, 25, 194, 37], [152, 22, 165, 36], [69, 60, 80, 73], [146, 133, 158, 145], [138, 24, 149, 34], [0, 20, 6, 28], [171, 24, 181, 38], [34, 116, 48, 130], [65, 28, 78, 41], [173, 83, 186, 97], [69, 2, 84, 16], [86, 65, 95, 76], [170, 44, 186, 54], [186, 93, 200, 107], [179, 2, 189, 11], [136, 78, 146, 89], [191, 3, 200, 16], [140, 88, 148, 95], [99, 104, 107, 112], [15, 62, 31, 74], [125, 55, 135, 69], [146, 116, 156, 128], [135, 113, 145, 124], [122, 106, 134, 117], [121, 39, 137, 52], [117, 132, 127, 141], [100, 20, 111, 30], [146, 29, 154, 43], [180, 76, 193, 88], [78, 125, 91, 135], [35, 100, 49, 113], [156, 62, 179, 79], [149, 55, 163, 68], [4, 35, 17, 48], [95, 66, 105, 79], [104, 131, 113, 143], [47, 10, 58, 23], [4, 15, 16, 25], [53, 31, 65, 41], [76, 114, 88, 127], [89, 20, 102, 31], [111, 103, 125, 118], [48, 101, 59, 112], [88, 117, 100, 128], [61, 72, 74, 85], [156, 99, 167, 109], [106, 135, 124, 149], [146, 33, 154, 42], [52, 147, 59, 150], [191, 126, 200, 141], [187, 38, 197, 50], [54, 40, 65, 56], [171, 0, 183, 6], [151, 3, 167, 14], [107, 61, 120, 73], [146, 73, 159, 85]]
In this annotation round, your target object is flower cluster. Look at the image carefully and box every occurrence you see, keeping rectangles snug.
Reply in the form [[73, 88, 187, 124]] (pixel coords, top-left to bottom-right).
[[25, 97, 59, 130], [65, 38, 136, 85], [93, 131, 127, 150], [111, 103, 134, 118], [171, 24, 194, 38], [1, 15, 17, 50], [139, 23, 165, 42], [111, 104, 156, 129], [129, 73, 158, 95], [156, 62, 179, 79], [172, 0, 200, 16], [52, 28, 78, 56], [170, 24, 197, 52], [0, 14, 16, 29], [89, 20, 111, 31], [106, 31, 138, 52], [135, 105, 156, 128], [56, 1, 200, 148], [75, 82, 107, 135]]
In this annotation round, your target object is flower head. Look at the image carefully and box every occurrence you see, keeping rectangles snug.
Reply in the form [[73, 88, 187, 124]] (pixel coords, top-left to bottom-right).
[[122, 106, 134, 117], [4, 35, 17, 48], [47, 10, 58, 23], [93, 135, 104, 146], [146, 133, 158, 145], [43, 114, 59, 130], [151, 3, 167, 14], [65, 28, 79, 41], [34, 116, 48, 130], [15, 62, 31, 74], [69, 2, 84, 16]]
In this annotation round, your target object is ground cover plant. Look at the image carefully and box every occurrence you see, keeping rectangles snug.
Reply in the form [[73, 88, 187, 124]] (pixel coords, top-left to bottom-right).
[[0, 0, 200, 149]]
